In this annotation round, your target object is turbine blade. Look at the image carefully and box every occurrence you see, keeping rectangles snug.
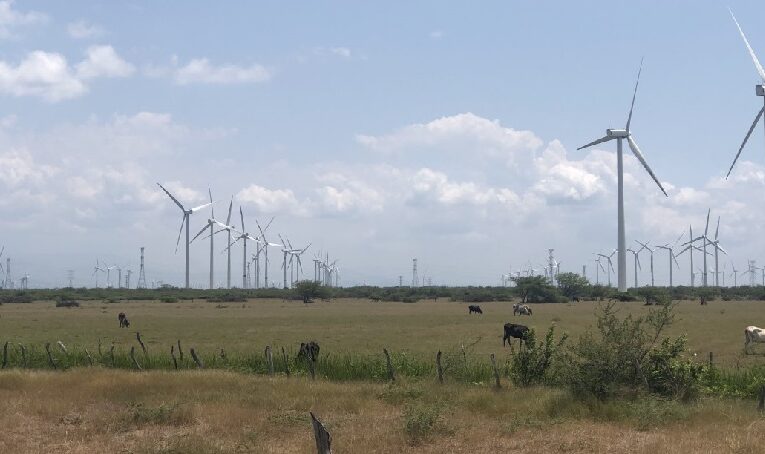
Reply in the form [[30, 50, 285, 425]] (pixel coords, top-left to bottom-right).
[[190, 201, 213, 212], [157, 182, 185, 211], [190, 223, 210, 244], [626, 135, 668, 197], [704, 208, 710, 237], [174, 216, 185, 254], [240, 206, 246, 233], [726, 106, 765, 178], [226, 197, 233, 226], [672, 252, 680, 268], [208, 188, 214, 219], [577, 135, 613, 150], [626, 57, 643, 131], [715, 216, 720, 241], [730, 9, 765, 82]]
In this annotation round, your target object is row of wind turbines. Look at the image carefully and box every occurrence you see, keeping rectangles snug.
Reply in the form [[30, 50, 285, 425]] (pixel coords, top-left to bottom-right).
[[156, 183, 339, 290], [578, 10, 765, 292]]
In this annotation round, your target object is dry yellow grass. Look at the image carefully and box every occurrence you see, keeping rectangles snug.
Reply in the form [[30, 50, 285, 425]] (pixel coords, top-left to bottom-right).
[[1, 298, 765, 367], [0, 369, 764, 453]]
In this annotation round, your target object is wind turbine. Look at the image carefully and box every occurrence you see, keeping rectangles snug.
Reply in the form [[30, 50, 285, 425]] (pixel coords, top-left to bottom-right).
[[656, 232, 683, 287], [593, 255, 606, 285], [226, 208, 262, 289], [157, 182, 213, 289], [626, 248, 642, 288], [682, 210, 712, 287], [596, 251, 616, 287], [635, 240, 655, 286], [708, 216, 728, 287], [210, 196, 237, 289], [190, 189, 223, 290], [725, 10, 765, 179], [731, 263, 739, 287], [256, 218, 282, 289], [578, 59, 668, 292], [92, 259, 105, 288]]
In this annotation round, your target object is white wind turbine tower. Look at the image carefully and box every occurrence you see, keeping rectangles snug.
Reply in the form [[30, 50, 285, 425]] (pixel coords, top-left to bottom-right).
[[104, 264, 116, 288], [0, 246, 4, 286], [211, 197, 236, 289], [635, 240, 655, 286], [191, 189, 227, 290], [92, 259, 105, 288], [596, 251, 616, 287], [725, 10, 765, 179], [227, 208, 262, 289], [256, 218, 282, 289], [731, 263, 739, 287], [593, 255, 606, 285], [157, 183, 213, 289], [656, 232, 683, 287], [683, 210, 712, 287], [626, 248, 642, 288], [578, 59, 669, 292], [708, 216, 727, 287]]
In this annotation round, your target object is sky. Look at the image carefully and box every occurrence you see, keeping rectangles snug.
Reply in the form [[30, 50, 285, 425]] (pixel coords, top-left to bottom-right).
[[2, 0, 765, 288]]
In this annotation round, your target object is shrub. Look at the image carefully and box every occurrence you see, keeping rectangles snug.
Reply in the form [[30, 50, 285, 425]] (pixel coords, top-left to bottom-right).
[[510, 326, 567, 387], [403, 402, 450, 444], [160, 296, 178, 303]]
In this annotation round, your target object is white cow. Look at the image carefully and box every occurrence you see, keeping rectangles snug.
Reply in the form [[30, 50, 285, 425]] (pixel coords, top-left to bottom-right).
[[513, 303, 532, 316], [744, 326, 765, 354]]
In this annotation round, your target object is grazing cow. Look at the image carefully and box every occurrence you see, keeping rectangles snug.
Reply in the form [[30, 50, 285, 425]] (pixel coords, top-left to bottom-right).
[[117, 312, 130, 328], [298, 341, 320, 362], [744, 326, 765, 354], [468, 305, 483, 315], [503, 323, 530, 348], [513, 303, 532, 316], [572, 296, 580, 303]]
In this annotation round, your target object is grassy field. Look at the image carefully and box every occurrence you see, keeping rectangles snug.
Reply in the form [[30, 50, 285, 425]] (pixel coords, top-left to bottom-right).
[[0, 369, 763, 453], [1, 298, 765, 367]]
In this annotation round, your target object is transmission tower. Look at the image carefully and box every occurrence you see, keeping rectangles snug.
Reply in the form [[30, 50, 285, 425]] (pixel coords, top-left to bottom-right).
[[547, 249, 556, 286], [399, 275, 403, 287], [412, 258, 418, 287], [126, 270, 133, 289], [137, 247, 147, 289]]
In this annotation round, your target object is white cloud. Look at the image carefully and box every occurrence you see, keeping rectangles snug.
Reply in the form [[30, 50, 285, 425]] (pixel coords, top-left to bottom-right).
[[76, 45, 134, 79], [0, 149, 56, 186], [429, 30, 444, 39], [330, 47, 351, 58], [237, 184, 307, 215], [0, 0, 47, 38], [174, 58, 271, 85], [0, 51, 85, 101], [67, 20, 104, 39]]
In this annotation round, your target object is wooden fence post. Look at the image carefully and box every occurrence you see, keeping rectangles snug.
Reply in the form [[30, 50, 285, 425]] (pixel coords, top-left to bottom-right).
[[18, 344, 26, 368], [130, 346, 142, 371], [45, 343, 57, 370], [190, 348, 204, 369], [98, 338, 103, 357], [307, 356, 316, 381], [177, 340, 184, 361], [708, 352, 713, 367], [136, 332, 148, 356], [436, 351, 444, 384], [110, 344, 116, 367], [282, 347, 290, 377], [1, 341, 8, 369], [84, 348, 94, 366], [383, 348, 395, 382], [265, 346, 274, 375], [759, 385, 765, 412], [490, 353, 501, 389], [170, 345, 178, 370], [57, 341, 67, 354], [309, 412, 332, 454]]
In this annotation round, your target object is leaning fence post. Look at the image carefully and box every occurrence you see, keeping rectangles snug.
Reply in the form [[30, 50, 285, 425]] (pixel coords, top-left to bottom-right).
[[265, 346, 274, 375], [759, 385, 765, 412], [57, 341, 68, 354], [130, 346, 142, 370], [110, 344, 116, 367], [136, 332, 148, 356], [309, 412, 332, 454], [190, 348, 204, 369], [170, 345, 178, 370], [98, 338, 103, 357], [490, 353, 501, 389], [45, 343, 57, 370], [383, 348, 395, 382], [708, 352, 714, 368], [436, 351, 444, 384], [282, 347, 290, 377], [18, 344, 26, 368], [1, 341, 8, 369], [177, 340, 184, 362], [307, 356, 316, 381]]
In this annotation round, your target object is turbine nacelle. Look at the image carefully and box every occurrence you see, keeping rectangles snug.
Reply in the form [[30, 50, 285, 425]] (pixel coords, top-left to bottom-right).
[[757, 85, 765, 97], [606, 129, 629, 138]]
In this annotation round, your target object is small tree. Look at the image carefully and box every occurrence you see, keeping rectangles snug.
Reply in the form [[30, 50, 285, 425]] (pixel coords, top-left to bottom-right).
[[556, 272, 589, 300], [294, 280, 329, 303], [511, 276, 563, 303]]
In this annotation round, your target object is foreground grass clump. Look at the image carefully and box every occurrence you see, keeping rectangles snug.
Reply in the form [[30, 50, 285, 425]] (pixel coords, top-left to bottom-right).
[[0, 369, 764, 453]]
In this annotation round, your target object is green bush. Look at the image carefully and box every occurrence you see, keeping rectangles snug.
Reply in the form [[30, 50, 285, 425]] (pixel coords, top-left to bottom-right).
[[160, 296, 178, 303], [403, 402, 450, 444], [510, 326, 567, 387]]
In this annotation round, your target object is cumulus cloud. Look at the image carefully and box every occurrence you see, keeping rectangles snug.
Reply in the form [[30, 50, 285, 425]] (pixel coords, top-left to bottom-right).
[[237, 184, 307, 215], [174, 58, 271, 85], [67, 20, 104, 39], [0, 149, 57, 186], [0, 0, 47, 38], [76, 45, 134, 79]]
